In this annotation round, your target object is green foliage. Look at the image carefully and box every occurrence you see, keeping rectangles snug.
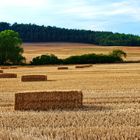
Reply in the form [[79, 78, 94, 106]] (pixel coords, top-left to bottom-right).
[[0, 22, 140, 46], [110, 49, 127, 58], [63, 53, 123, 64], [0, 30, 25, 65], [30, 50, 126, 65], [30, 54, 61, 65]]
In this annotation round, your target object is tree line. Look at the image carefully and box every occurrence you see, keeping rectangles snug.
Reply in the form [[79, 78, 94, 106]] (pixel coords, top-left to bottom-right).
[[0, 22, 140, 46]]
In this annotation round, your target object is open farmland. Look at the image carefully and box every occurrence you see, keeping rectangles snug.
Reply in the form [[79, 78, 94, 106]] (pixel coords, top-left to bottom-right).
[[0, 63, 140, 139], [22, 43, 140, 62]]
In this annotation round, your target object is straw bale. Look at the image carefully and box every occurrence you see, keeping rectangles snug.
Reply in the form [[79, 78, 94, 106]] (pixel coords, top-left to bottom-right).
[[58, 66, 68, 70], [75, 64, 92, 68], [0, 73, 17, 78], [10, 66, 18, 69], [1, 66, 9, 69], [15, 91, 83, 110], [21, 75, 47, 82], [0, 70, 3, 73]]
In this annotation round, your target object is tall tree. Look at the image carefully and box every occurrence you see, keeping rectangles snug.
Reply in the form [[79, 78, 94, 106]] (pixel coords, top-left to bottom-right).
[[0, 30, 25, 65]]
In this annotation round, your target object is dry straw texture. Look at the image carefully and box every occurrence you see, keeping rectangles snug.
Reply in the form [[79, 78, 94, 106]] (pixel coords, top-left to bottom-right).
[[15, 91, 83, 110], [75, 64, 92, 68], [0, 63, 140, 139], [58, 66, 68, 70], [21, 75, 47, 82], [0, 43, 140, 140], [0, 73, 17, 78], [0, 70, 3, 73]]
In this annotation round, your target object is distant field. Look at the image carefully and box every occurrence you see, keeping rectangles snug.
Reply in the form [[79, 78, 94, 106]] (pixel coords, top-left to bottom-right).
[[0, 63, 140, 139], [22, 43, 140, 62]]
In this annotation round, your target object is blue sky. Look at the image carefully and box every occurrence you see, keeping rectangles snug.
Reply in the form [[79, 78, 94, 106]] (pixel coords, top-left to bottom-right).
[[0, 0, 140, 35]]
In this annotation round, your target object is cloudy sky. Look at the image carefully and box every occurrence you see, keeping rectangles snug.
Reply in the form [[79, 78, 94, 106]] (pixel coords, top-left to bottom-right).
[[0, 0, 140, 35]]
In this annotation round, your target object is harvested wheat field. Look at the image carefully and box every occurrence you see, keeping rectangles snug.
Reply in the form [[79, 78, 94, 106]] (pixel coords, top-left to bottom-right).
[[0, 63, 140, 139], [22, 43, 140, 62]]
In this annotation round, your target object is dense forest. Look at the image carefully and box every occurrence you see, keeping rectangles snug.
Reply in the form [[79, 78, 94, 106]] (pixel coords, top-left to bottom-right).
[[0, 22, 140, 46]]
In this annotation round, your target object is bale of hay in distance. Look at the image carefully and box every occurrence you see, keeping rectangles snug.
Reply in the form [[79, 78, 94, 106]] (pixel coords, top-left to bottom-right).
[[58, 66, 68, 70], [1, 66, 9, 69], [0, 70, 3, 73], [75, 64, 92, 68], [0, 73, 17, 78], [10, 66, 18, 69], [15, 91, 83, 111], [21, 75, 47, 82]]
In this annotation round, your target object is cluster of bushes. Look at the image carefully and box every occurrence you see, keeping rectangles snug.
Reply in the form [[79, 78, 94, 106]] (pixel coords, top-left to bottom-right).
[[30, 50, 126, 65], [63, 53, 122, 64], [30, 54, 62, 65]]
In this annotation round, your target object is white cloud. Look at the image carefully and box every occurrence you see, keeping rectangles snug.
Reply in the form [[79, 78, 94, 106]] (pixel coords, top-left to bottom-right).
[[0, 0, 48, 8], [67, 0, 139, 19], [0, 0, 140, 34]]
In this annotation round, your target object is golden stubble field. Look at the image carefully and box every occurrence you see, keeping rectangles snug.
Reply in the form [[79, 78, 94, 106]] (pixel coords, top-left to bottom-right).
[[0, 64, 140, 140], [0, 62, 140, 139]]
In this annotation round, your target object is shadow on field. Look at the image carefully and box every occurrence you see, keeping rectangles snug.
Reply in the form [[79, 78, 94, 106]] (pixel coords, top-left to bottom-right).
[[47, 80, 57, 82], [40, 105, 112, 112], [14, 105, 112, 112], [81, 105, 112, 111], [22, 80, 57, 82]]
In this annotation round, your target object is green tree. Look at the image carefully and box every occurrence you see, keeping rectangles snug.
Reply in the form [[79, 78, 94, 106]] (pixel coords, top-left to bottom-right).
[[0, 30, 25, 65], [30, 54, 61, 65], [110, 49, 127, 59]]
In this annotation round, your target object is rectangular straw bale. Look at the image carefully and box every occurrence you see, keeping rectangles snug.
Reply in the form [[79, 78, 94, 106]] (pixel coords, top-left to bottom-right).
[[21, 75, 47, 82], [27, 66, 35, 68], [15, 91, 83, 110], [0, 70, 3, 73], [58, 66, 68, 70], [75, 64, 92, 68], [0, 73, 17, 78], [10, 66, 17, 69], [1, 66, 9, 69]]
